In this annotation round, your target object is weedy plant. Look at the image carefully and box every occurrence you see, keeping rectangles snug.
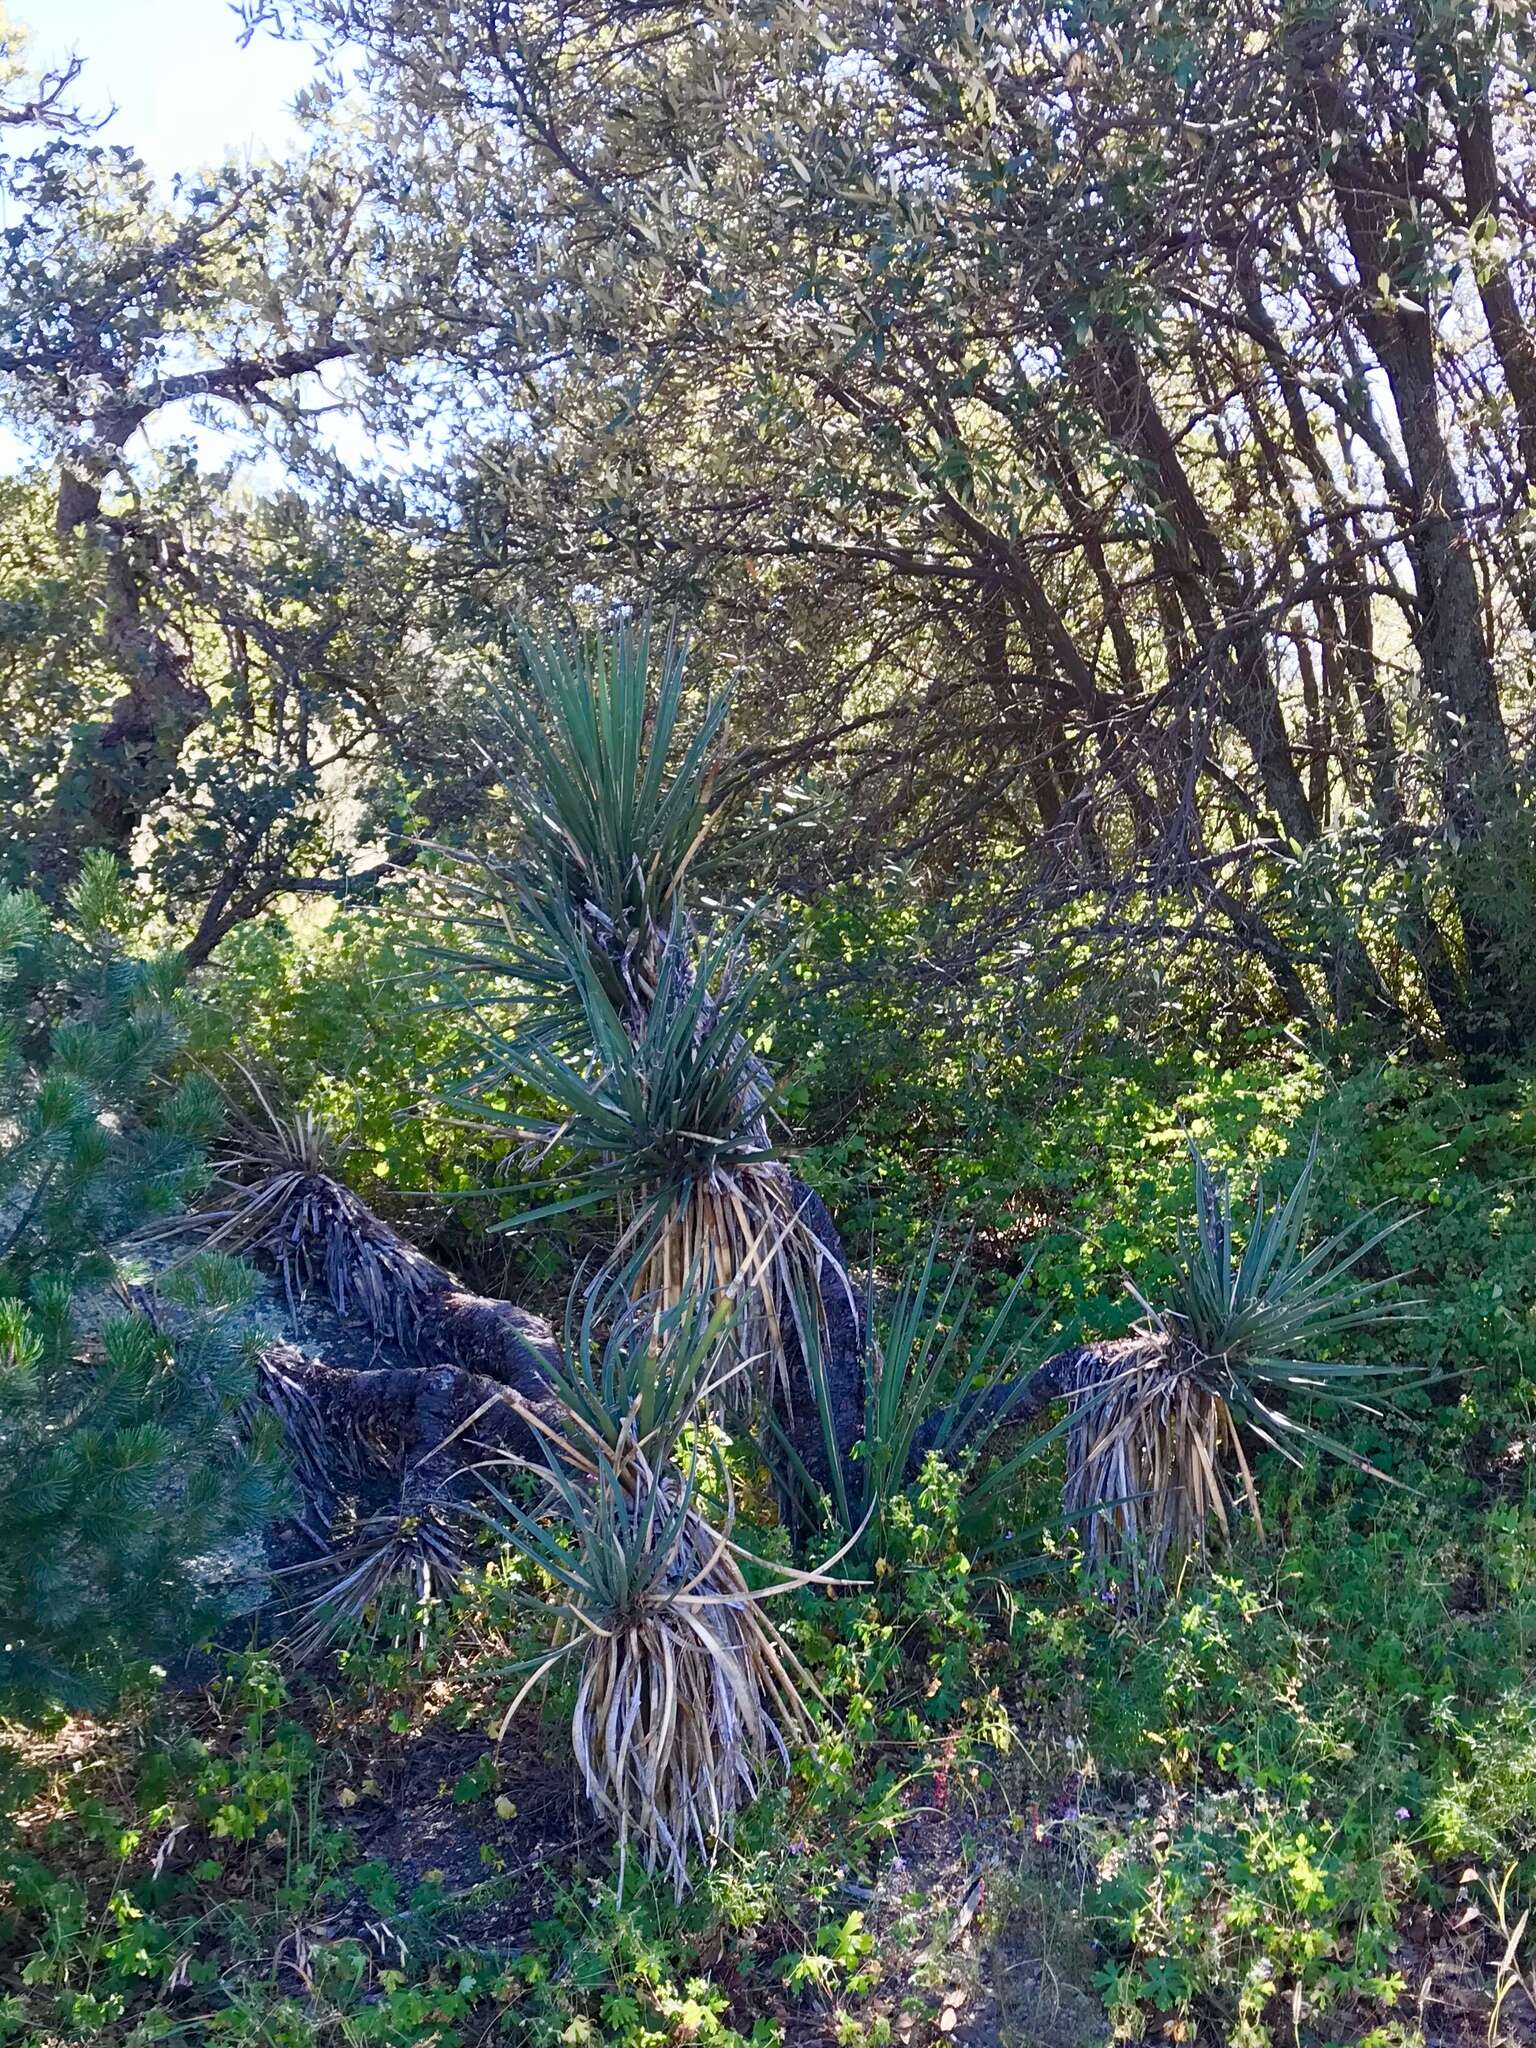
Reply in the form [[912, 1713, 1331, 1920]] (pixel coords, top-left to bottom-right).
[[1067, 1135, 1417, 1597], [430, 619, 851, 1426], [470, 1287, 845, 1901]]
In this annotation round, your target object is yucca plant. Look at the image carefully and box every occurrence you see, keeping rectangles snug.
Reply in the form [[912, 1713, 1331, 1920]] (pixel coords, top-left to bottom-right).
[[450, 923, 835, 1412], [469, 1289, 841, 1901], [430, 621, 731, 1041], [780, 1235, 1065, 1581], [168, 1073, 449, 1340], [431, 620, 852, 1429], [1066, 1135, 1416, 1596], [275, 1500, 468, 1663]]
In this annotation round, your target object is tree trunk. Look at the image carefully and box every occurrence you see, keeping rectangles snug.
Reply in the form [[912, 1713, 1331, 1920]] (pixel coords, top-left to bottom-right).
[[256, 1171, 561, 1391], [1454, 89, 1536, 491], [246, 1174, 1134, 1595], [250, 1170, 865, 1511], [33, 453, 211, 886], [1301, 49, 1526, 1062], [1082, 327, 1322, 853]]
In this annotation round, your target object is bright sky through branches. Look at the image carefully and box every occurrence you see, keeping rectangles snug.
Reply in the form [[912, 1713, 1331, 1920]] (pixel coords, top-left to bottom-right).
[[20, 0, 314, 179], [2, 3, 388, 478]]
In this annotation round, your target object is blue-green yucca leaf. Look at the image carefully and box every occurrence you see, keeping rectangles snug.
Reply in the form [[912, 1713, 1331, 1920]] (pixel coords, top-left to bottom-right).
[[546, 1271, 738, 1459], [779, 1232, 1052, 1576], [453, 920, 786, 1227], [1165, 1133, 1419, 1393], [480, 619, 731, 941], [1064, 1130, 1425, 1595], [418, 620, 735, 1064]]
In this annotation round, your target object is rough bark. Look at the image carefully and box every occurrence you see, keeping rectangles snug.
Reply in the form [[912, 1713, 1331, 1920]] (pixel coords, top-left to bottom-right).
[[32, 485, 211, 886], [1455, 89, 1536, 491], [251, 1171, 1154, 1518], [29, 343, 358, 882], [258, 1171, 561, 1393], [256, 1340, 553, 1518], [782, 1178, 865, 1500], [252, 1170, 866, 1506]]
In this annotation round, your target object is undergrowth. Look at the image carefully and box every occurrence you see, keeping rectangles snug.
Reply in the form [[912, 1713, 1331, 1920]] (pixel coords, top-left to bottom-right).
[[4, 907, 1536, 2044]]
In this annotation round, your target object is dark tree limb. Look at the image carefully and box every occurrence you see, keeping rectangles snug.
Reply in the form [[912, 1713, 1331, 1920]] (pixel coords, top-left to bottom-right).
[[256, 1171, 561, 1393], [906, 1338, 1138, 1482]]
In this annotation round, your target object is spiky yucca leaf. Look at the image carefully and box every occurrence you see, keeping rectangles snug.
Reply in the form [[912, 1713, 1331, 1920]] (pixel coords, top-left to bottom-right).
[[780, 1235, 1054, 1579], [545, 1277, 739, 1454], [1068, 1135, 1417, 1598], [428, 620, 731, 1041], [1162, 1134, 1410, 1391], [449, 923, 835, 1413], [459, 922, 778, 1219], [497, 621, 728, 965]]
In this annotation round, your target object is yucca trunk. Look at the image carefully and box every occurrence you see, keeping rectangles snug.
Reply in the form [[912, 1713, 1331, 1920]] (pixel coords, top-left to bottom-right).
[[244, 1167, 863, 1507], [255, 1340, 554, 1518], [257, 1171, 560, 1392]]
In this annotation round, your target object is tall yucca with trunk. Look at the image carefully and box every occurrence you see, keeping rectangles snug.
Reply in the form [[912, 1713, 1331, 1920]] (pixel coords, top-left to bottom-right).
[[432, 622, 847, 1425]]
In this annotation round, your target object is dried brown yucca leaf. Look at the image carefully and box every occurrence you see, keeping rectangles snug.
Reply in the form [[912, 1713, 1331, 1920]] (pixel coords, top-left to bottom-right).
[[1063, 1336, 1260, 1601]]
